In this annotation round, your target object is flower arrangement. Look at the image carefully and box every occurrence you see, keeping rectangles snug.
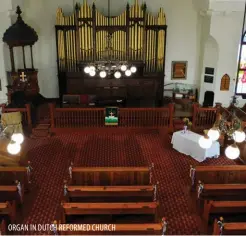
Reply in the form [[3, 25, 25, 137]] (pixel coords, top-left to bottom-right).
[[182, 118, 192, 133], [183, 118, 192, 127]]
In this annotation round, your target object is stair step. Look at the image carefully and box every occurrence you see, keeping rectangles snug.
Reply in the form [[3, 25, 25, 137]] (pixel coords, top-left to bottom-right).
[[34, 124, 50, 130]]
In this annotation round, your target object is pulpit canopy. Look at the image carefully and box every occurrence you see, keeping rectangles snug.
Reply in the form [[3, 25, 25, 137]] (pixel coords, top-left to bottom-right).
[[2, 6, 38, 47]]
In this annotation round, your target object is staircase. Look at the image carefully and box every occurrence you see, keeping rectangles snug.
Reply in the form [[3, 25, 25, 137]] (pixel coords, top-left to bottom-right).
[[31, 124, 51, 138], [31, 103, 52, 138]]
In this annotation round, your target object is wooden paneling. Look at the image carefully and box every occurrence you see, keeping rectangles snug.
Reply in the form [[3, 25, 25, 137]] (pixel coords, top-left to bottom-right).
[[66, 72, 159, 99]]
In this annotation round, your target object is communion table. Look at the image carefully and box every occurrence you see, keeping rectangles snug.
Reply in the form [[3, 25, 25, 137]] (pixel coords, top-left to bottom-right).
[[171, 130, 220, 162]]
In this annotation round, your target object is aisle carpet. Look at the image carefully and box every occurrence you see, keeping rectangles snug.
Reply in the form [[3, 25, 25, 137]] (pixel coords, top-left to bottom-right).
[[20, 130, 236, 235]]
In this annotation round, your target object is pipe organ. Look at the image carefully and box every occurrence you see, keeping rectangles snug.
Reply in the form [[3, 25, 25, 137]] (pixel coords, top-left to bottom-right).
[[55, 0, 167, 106]]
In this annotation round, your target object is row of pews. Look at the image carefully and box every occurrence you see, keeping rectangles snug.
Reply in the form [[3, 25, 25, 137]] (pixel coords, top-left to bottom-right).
[[0, 163, 32, 234], [190, 165, 246, 235], [58, 163, 166, 235]]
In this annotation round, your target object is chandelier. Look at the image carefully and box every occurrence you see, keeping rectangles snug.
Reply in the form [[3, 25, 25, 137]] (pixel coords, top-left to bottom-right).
[[83, 0, 137, 79], [199, 110, 245, 160], [0, 123, 24, 155]]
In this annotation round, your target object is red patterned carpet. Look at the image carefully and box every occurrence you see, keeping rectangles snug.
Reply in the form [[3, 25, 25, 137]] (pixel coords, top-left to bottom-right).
[[19, 129, 236, 235]]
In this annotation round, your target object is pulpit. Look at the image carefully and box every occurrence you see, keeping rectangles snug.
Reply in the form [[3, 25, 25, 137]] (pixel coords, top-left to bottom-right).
[[2, 6, 39, 104]]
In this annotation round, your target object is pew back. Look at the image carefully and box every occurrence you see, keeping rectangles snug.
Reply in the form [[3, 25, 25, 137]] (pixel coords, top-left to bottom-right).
[[203, 201, 246, 226], [191, 165, 246, 188], [61, 202, 158, 224], [0, 202, 16, 223], [0, 167, 27, 186], [198, 183, 246, 201], [66, 185, 154, 202], [0, 186, 21, 204], [71, 167, 150, 186], [213, 219, 246, 235]]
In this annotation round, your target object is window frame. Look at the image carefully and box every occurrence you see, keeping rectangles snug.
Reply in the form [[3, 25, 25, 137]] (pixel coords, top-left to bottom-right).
[[235, 31, 246, 95]]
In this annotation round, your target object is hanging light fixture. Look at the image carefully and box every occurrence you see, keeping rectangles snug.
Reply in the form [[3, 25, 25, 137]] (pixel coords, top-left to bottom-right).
[[200, 97, 245, 160], [198, 130, 212, 149], [233, 129, 246, 143], [0, 123, 24, 155], [11, 133, 24, 144], [207, 126, 220, 141], [225, 143, 240, 160], [7, 140, 21, 155], [83, 0, 137, 78]]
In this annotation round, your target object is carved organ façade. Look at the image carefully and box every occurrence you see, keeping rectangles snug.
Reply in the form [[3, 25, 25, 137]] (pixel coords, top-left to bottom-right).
[[55, 0, 167, 106]]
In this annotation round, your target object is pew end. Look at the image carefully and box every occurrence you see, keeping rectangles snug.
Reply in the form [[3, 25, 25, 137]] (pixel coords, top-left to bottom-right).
[[0, 219, 7, 235]]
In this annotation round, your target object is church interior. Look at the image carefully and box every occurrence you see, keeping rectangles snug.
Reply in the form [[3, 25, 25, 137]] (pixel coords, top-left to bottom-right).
[[1, 0, 246, 235]]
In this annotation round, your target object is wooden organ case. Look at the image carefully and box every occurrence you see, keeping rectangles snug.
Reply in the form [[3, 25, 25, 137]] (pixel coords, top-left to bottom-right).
[[2, 6, 39, 104], [55, 1, 167, 106]]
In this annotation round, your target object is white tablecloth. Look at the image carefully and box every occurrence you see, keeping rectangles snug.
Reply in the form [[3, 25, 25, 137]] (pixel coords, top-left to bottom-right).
[[171, 130, 220, 162]]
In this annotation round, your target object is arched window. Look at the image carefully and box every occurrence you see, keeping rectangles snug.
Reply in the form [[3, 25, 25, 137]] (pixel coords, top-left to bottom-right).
[[220, 74, 230, 91], [236, 32, 246, 94]]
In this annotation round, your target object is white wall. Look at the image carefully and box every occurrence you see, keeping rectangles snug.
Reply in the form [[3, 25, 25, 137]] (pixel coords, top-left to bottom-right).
[[210, 11, 243, 107]]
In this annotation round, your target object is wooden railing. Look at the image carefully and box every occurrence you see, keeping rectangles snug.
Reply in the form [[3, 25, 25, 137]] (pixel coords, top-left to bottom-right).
[[49, 103, 174, 130], [192, 103, 218, 132], [1, 104, 32, 129], [228, 104, 246, 126]]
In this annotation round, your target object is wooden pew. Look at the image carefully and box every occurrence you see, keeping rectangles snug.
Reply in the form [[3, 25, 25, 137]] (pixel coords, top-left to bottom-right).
[[197, 182, 246, 201], [0, 219, 7, 235], [69, 164, 154, 186], [189, 165, 246, 189], [203, 201, 246, 227], [0, 185, 23, 204], [0, 167, 28, 188], [213, 218, 246, 235], [0, 202, 16, 224], [59, 222, 164, 235], [65, 185, 154, 203], [61, 202, 159, 224]]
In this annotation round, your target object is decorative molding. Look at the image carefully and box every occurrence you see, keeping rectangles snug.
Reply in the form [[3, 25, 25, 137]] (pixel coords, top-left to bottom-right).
[[199, 9, 242, 16]]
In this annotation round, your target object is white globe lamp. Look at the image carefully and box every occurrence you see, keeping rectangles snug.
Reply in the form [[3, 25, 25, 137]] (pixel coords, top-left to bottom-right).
[[84, 66, 90, 73], [208, 127, 220, 141], [125, 69, 132, 77], [121, 65, 127, 71], [130, 66, 137, 73], [99, 71, 107, 78], [11, 133, 24, 144], [114, 71, 121, 79], [7, 141, 21, 155], [199, 131, 212, 149], [225, 143, 240, 160], [89, 70, 96, 76], [89, 66, 96, 71], [233, 130, 246, 143]]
